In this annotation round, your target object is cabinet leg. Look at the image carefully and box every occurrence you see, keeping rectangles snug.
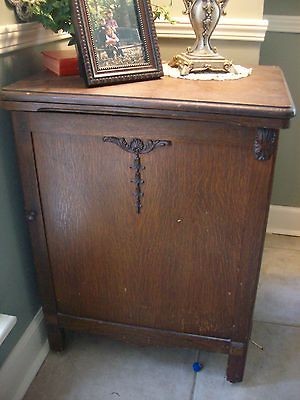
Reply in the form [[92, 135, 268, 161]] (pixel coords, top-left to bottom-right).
[[47, 324, 65, 352], [226, 341, 248, 383]]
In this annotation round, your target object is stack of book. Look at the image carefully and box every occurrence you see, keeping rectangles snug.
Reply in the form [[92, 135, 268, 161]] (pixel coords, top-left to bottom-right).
[[42, 49, 79, 76]]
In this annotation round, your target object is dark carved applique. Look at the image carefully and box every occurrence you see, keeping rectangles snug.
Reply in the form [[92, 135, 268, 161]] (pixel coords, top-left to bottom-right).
[[103, 137, 172, 213], [254, 128, 277, 161]]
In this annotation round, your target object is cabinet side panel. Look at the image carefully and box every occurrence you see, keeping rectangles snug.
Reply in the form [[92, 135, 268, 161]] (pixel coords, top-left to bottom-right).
[[231, 132, 278, 342], [11, 112, 59, 324]]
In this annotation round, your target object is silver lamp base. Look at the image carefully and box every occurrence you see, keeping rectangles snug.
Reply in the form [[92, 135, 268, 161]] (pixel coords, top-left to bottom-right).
[[169, 51, 232, 76], [169, 0, 232, 76]]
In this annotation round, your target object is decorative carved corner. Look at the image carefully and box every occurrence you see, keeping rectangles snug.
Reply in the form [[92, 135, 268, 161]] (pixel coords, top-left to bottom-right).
[[6, 0, 32, 21], [103, 137, 172, 213], [254, 128, 277, 161]]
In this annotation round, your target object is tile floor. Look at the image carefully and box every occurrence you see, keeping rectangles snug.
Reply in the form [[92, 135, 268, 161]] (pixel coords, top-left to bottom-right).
[[23, 234, 300, 400]]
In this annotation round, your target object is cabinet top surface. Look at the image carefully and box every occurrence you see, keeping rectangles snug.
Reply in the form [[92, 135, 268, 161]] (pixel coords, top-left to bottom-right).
[[1, 66, 295, 126]]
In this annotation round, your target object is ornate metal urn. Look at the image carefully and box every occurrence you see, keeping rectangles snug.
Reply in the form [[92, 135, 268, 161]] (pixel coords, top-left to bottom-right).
[[169, 0, 232, 75]]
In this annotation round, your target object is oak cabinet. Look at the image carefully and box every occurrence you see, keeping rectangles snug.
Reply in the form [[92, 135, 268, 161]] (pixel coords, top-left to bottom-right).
[[1, 67, 295, 382]]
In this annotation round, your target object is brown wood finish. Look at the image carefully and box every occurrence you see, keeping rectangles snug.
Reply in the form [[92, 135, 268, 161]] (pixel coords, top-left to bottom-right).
[[58, 314, 231, 353], [11, 112, 64, 351], [1, 67, 295, 383], [1, 67, 294, 126]]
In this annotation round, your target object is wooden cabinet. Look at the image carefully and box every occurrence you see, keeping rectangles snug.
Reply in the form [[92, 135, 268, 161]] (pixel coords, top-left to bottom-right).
[[1, 67, 295, 382]]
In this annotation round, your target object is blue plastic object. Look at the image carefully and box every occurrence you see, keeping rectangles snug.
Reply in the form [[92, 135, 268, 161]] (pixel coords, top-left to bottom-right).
[[192, 362, 203, 372]]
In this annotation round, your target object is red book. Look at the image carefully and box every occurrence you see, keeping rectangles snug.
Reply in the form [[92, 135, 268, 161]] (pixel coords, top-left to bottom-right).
[[42, 49, 79, 76]]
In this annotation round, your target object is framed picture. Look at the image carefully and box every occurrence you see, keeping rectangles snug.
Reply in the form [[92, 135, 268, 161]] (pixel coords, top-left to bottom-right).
[[71, 0, 163, 87]]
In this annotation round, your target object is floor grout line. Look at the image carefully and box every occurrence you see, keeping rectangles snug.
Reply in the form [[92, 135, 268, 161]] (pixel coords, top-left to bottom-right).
[[253, 319, 300, 328], [268, 234, 300, 238], [189, 374, 197, 400], [264, 246, 300, 252], [189, 349, 200, 400]]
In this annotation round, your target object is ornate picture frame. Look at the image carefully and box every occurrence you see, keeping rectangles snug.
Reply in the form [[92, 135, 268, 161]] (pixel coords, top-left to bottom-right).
[[71, 0, 163, 87]]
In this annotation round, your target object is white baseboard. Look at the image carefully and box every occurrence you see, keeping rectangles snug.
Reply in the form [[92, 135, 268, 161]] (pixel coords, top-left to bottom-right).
[[267, 205, 300, 237], [0, 314, 17, 347], [0, 308, 49, 400]]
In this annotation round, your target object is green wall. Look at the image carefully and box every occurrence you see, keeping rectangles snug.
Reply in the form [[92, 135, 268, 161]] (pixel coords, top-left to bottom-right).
[[0, 3, 68, 366], [0, 52, 40, 366], [260, 1, 300, 206], [0, 45, 54, 366], [264, 0, 300, 15]]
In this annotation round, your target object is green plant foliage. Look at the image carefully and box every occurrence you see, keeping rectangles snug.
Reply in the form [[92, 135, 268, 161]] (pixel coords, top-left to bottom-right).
[[26, 0, 74, 35], [152, 4, 173, 22], [22, 0, 173, 37]]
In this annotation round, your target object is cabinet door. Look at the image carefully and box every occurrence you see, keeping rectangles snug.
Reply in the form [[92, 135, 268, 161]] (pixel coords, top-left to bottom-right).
[[30, 112, 274, 339]]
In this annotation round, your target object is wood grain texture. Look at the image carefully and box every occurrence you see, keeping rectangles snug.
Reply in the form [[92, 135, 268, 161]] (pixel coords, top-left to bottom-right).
[[58, 313, 231, 353], [2, 69, 295, 382], [1, 66, 295, 127], [11, 112, 65, 350], [30, 113, 254, 339], [227, 342, 249, 383]]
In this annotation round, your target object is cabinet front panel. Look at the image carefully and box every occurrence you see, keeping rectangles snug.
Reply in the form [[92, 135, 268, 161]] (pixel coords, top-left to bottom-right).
[[30, 113, 273, 339]]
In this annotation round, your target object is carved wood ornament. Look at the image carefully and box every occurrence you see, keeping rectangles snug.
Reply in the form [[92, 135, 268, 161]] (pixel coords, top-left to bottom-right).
[[103, 137, 172, 213], [254, 128, 278, 161], [6, 0, 31, 21]]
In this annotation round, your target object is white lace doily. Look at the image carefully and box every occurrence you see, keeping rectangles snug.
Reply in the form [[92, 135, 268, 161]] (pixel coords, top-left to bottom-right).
[[163, 63, 252, 81]]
